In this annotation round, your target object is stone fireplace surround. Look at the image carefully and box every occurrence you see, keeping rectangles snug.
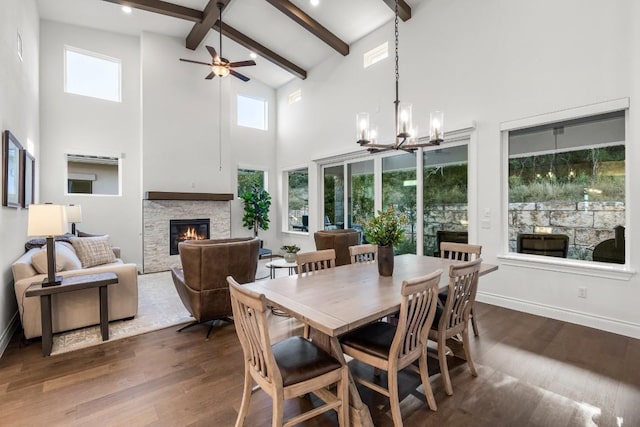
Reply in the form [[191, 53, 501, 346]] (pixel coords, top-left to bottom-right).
[[143, 192, 233, 273]]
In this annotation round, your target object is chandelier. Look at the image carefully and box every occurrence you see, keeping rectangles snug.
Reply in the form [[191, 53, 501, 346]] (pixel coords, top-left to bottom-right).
[[356, 0, 444, 153]]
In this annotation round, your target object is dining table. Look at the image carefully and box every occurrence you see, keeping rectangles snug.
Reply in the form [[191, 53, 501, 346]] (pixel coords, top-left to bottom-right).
[[243, 254, 498, 427]]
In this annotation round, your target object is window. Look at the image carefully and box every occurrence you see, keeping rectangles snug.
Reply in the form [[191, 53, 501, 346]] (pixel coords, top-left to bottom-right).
[[64, 46, 121, 102], [66, 154, 120, 195], [507, 111, 625, 263], [383, 153, 417, 254], [364, 42, 388, 68], [286, 168, 309, 232], [237, 168, 266, 196], [324, 165, 344, 230], [424, 145, 468, 256], [237, 95, 268, 130]]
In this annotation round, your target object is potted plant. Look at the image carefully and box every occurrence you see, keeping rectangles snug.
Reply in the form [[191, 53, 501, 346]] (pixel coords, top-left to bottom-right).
[[362, 206, 407, 276], [281, 244, 301, 263], [240, 185, 271, 237]]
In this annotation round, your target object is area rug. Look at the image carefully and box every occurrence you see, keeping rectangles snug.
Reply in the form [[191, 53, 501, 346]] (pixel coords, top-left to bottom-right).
[[50, 271, 193, 356]]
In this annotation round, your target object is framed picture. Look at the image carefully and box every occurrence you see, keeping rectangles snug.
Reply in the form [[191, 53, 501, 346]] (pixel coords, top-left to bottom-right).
[[22, 149, 35, 207], [2, 130, 23, 208]]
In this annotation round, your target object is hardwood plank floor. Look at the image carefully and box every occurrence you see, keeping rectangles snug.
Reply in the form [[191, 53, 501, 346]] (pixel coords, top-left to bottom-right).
[[1, 303, 639, 426]]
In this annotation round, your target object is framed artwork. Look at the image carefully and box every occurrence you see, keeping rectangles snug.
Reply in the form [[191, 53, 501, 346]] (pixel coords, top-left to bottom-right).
[[22, 149, 35, 207], [2, 130, 23, 208]]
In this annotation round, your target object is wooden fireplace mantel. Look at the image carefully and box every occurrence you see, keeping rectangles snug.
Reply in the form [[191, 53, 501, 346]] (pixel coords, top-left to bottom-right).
[[144, 191, 234, 201]]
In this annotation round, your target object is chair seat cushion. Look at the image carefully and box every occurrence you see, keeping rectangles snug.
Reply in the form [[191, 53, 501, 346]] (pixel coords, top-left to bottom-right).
[[272, 336, 342, 387], [339, 321, 397, 360], [431, 304, 444, 330]]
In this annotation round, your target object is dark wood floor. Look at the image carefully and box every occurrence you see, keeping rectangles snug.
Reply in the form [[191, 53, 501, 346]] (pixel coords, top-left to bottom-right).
[[1, 302, 639, 427]]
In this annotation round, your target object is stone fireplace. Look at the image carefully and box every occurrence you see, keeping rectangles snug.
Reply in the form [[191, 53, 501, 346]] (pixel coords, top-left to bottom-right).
[[143, 192, 233, 273]]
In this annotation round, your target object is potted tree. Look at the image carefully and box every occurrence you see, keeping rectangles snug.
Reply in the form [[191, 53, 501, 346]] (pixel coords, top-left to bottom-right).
[[362, 206, 407, 276], [280, 244, 300, 263], [240, 185, 271, 237]]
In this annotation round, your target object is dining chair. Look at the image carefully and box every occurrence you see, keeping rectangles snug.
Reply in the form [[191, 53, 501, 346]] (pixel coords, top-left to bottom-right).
[[339, 270, 442, 426], [296, 249, 337, 337], [296, 249, 336, 275], [429, 258, 482, 396], [348, 244, 378, 264], [439, 242, 482, 336], [227, 276, 349, 427]]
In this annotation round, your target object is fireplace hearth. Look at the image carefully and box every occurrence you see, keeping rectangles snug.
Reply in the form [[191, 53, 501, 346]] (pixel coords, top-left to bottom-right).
[[170, 219, 210, 255]]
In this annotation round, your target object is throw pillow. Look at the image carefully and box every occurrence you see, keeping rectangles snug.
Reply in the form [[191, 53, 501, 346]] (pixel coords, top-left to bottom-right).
[[31, 242, 83, 274], [70, 235, 117, 268]]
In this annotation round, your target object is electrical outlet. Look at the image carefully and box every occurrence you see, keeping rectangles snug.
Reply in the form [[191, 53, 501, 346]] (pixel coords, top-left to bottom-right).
[[578, 287, 587, 298]]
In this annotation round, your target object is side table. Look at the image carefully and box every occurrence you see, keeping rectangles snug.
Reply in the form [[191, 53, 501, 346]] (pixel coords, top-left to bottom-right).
[[264, 258, 298, 279], [25, 272, 119, 357]]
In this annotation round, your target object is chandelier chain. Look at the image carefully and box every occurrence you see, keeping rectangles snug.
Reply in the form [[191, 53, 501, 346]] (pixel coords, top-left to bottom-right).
[[394, 0, 399, 92]]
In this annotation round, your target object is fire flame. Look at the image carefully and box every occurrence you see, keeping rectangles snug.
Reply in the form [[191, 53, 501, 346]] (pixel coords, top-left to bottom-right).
[[179, 227, 206, 241]]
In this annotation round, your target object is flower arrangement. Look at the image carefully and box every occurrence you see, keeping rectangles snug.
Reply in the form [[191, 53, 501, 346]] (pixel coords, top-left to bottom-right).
[[281, 244, 301, 254], [362, 206, 408, 248]]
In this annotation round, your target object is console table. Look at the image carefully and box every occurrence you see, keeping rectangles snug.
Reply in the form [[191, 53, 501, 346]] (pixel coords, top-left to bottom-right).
[[25, 272, 119, 356]]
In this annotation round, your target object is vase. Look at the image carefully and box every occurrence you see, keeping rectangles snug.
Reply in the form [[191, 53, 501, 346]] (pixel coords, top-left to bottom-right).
[[377, 246, 394, 276], [284, 252, 296, 263]]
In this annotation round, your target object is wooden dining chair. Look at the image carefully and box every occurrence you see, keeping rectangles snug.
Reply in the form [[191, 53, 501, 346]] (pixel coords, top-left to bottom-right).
[[348, 244, 378, 264], [340, 270, 442, 426], [429, 258, 482, 396], [227, 277, 349, 427], [296, 249, 336, 275], [296, 249, 336, 337], [439, 242, 482, 336]]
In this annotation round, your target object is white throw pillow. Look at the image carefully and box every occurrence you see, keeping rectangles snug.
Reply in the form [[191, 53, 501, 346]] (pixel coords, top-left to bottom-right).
[[70, 235, 117, 268], [31, 242, 83, 274]]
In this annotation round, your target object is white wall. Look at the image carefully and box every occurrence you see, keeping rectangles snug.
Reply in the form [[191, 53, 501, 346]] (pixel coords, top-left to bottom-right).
[[141, 32, 278, 247], [39, 21, 142, 267], [0, 0, 39, 355], [276, 0, 640, 337]]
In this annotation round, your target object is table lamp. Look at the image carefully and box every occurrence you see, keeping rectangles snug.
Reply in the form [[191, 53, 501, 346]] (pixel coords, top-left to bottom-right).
[[28, 204, 67, 287], [66, 204, 82, 235]]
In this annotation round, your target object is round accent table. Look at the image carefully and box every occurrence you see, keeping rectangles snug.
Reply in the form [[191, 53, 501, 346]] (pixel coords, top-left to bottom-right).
[[264, 258, 298, 279]]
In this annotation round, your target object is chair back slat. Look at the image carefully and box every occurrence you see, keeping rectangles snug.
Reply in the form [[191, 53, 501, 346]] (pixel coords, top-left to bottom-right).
[[441, 259, 482, 332], [296, 249, 336, 275], [390, 270, 441, 361], [440, 242, 482, 261], [349, 244, 378, 264], [228, 276, 281, 387]]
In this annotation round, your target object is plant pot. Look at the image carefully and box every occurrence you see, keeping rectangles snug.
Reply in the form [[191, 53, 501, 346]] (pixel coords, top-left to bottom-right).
[[284, 252, 297, 263], [377, 246, 394, 276]]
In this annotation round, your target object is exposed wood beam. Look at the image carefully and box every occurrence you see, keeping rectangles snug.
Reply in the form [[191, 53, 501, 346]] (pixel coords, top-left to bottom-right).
[[186, 0, 231, 51], [214, 20, 307, 80], [265, 0, 349, 56], [381, 0, 411, 21], [101, 0, 202, 22]]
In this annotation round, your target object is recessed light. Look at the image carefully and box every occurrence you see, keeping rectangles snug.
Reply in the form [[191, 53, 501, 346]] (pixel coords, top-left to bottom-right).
[[121, 6, 133, 14], [310, 0, 319, 6], [249, 52, 257, 59]]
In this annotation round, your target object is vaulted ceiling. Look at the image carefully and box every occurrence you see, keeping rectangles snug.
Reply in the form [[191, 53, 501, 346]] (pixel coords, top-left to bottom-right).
[[36, 0, 422, 88]]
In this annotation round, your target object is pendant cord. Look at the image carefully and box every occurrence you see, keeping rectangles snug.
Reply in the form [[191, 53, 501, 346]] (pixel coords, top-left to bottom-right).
[[219, 77, 222, 171], [218, 2, 223, 58]]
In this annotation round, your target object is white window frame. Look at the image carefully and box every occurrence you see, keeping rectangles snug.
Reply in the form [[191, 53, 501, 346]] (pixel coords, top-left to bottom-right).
[[237, 94, 268, 131], [498, 98, 634, 280], [64, 45, 122, 102]]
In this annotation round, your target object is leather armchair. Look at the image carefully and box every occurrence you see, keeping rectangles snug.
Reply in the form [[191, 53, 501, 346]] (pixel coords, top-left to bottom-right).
[[171, 236, 260, 337], [313, 229, 361, 266]]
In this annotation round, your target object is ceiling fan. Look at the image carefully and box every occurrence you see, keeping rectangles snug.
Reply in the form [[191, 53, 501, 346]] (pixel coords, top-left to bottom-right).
[[179, 2, 256, 82]]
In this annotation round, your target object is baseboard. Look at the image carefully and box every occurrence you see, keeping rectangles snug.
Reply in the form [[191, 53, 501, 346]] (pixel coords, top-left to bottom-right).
[[0, 311, 19, 359], [476, 291, 640, 339]]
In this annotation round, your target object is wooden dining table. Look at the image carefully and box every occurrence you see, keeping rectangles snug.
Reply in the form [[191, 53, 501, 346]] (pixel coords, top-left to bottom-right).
[[243, 254, 498, 426]]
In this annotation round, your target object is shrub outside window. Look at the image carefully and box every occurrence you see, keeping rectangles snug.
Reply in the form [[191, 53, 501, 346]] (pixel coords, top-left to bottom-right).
[[286, 168, 309, 232]]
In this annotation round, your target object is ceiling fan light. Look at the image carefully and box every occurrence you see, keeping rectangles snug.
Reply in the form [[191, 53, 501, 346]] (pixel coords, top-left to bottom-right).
[[212, 64, 230, 77]]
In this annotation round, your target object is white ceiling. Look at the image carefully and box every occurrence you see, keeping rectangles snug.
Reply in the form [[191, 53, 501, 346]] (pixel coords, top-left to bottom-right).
[[36, 0, 423, 88]]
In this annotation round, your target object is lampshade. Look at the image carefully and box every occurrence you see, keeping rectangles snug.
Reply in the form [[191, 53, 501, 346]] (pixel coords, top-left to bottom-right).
[[212, 63, 230, 77], [28, 204, 68, 237], [66, 204, 82, 223]]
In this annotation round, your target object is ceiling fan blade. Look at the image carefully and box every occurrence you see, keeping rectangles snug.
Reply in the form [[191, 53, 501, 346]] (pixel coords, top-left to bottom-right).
[[205, 72, 216, 80], [230, 69, 250, 82], [206, 45, 218, 59], [180, 58, 212, 66], [228, 60, 256, 68]]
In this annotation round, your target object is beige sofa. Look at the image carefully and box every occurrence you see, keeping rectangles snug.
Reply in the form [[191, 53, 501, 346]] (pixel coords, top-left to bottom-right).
[[13, 242, 138, 339]]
